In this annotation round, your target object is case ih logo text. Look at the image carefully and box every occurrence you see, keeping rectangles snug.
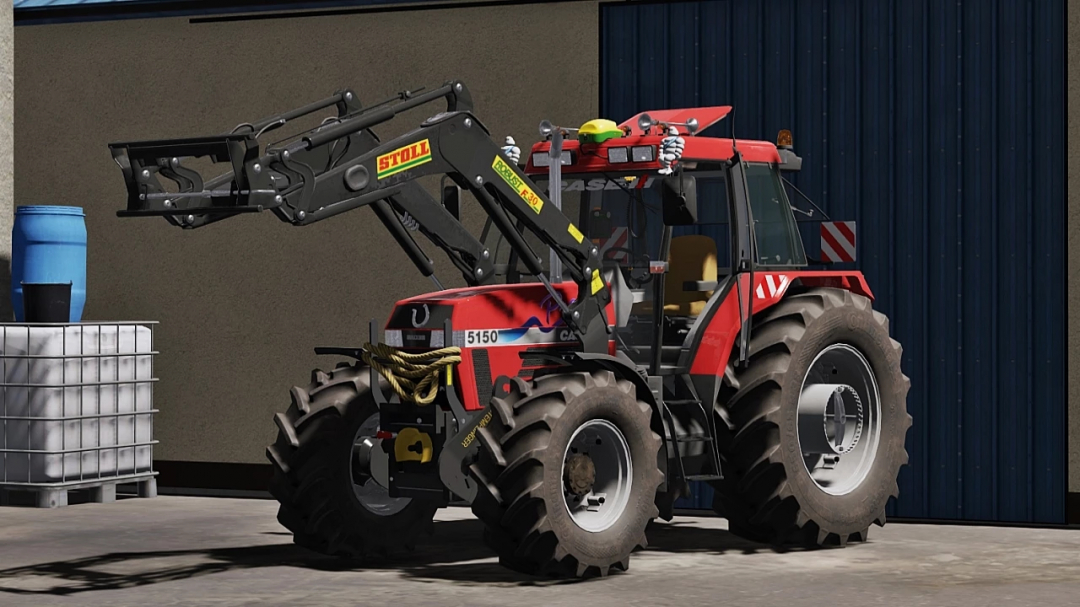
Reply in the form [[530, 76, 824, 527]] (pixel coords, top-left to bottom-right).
[[493, 155, 544, 214], [377, 139, 432, 180], [537, 177, 660, 192]]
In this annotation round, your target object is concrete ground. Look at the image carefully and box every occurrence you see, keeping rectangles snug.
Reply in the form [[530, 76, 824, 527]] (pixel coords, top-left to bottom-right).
[[1, 495, 1079, 606]]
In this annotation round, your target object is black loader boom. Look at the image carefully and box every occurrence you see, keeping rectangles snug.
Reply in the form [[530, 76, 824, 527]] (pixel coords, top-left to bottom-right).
[[109, 80, 611, 351]]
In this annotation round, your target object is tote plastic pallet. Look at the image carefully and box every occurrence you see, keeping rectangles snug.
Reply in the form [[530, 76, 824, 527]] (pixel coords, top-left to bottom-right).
[[0, 322, 159, 507], [0, 473, 158, 508]]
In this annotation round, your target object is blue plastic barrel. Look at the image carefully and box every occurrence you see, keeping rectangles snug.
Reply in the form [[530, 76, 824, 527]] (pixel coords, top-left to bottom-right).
[[11, 205, 87, 322]]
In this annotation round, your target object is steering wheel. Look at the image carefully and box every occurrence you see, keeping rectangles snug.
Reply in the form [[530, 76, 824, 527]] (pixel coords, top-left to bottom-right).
[[602, 246, 653, 287]]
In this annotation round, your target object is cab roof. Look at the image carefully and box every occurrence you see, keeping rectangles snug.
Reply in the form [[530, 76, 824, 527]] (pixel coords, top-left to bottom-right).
[[523, 106, 784, 175]]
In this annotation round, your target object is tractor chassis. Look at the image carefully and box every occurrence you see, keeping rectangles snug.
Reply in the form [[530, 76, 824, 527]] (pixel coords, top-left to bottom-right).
[[325, 317, 726, 518]]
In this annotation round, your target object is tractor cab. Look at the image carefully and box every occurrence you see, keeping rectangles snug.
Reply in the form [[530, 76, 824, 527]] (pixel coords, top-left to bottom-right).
[[508, 109, 810, 370]]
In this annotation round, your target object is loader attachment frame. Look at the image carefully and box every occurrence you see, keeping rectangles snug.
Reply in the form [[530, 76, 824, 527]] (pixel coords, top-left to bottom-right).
[[109, 80, 611, 352]]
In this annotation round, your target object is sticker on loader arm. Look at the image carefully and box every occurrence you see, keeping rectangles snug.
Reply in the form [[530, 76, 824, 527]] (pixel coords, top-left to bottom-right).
[[493, 155, 544, 213], [590, 269, 604, 294], [567, 222, 584, 243], [377, 139, 433, 180]]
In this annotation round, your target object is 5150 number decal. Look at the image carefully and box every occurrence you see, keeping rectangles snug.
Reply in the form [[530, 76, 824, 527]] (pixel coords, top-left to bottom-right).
[[465, 330, 499, 345]]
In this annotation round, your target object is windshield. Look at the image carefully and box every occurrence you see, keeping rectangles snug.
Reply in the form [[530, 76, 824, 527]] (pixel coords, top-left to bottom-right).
[[485, 171, 732, 277]]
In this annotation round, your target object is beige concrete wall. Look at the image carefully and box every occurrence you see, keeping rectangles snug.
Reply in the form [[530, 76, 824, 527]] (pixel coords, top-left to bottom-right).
[[1070, 0, 1080, 495], [1, 0, 11, 321], [14, 2, 599, 463]]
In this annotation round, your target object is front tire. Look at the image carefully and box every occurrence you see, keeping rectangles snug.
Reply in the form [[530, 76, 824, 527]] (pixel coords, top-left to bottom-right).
[[266, 362, 439, 558], [712, 287, 912, 547], [469, 370, 663, 577]]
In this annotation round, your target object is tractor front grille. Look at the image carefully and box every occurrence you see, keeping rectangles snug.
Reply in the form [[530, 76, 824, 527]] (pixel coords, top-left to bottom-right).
[[472, 348, 493, 407]]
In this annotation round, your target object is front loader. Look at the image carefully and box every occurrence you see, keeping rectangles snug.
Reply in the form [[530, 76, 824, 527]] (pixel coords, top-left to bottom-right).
[[108, 80, 912, 578]]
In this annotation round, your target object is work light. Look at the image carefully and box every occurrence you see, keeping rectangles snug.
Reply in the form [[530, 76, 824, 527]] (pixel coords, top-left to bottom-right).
[[608, 147, 629, 163], [631, 146, 655, 162], [532, 151, 572, 167]]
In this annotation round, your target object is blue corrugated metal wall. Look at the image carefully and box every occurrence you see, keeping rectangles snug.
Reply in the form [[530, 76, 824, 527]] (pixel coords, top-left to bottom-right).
[[601, 0, 1067, 523]]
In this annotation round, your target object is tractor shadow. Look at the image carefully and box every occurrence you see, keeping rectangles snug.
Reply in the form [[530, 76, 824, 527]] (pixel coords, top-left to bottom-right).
[[0, 517, 794, 595], [399, 517, 786, 585]]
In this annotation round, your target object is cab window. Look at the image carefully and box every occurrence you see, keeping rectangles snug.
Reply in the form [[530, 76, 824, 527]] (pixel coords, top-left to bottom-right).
[[745, 163, 807, 266]]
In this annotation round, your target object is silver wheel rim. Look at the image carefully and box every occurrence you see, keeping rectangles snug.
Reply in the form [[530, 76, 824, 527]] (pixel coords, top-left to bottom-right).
[[351, 413, 411, 516], [561, 419, 633, 533], [797, 344, 882, 496]]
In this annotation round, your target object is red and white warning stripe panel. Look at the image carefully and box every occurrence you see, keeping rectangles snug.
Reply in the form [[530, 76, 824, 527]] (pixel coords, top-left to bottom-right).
[[598, 227, 629, 261], [755, 274, 790, 300], [820, 221, 856, 263]]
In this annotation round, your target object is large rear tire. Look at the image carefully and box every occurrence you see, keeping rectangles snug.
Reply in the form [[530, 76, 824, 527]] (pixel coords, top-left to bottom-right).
[[711, 287, 912, 547], [469, 370, 663, 577], [266, 362, 439, 558]]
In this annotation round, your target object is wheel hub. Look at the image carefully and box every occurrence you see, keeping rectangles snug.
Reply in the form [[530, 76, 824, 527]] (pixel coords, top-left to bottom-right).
[[564, 453, 596, 496], [798, 383, 864, 455], [797, 344, 882, 496], [561, 419, 633, 533]]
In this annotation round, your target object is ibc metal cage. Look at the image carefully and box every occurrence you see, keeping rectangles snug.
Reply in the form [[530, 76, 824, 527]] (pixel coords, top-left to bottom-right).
[[0, 322, 159, 507]]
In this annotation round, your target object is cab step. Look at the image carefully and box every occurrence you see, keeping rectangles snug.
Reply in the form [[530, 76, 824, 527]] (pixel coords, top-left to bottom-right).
[[676, 436, 714, 443]]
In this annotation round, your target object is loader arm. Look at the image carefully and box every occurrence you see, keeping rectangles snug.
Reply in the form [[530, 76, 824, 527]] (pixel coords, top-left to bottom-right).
[[110, 83, 494, 287], [108, 80, 611, 351]]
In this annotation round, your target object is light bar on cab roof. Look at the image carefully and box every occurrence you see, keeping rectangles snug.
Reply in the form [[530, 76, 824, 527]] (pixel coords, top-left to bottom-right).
[[532, 150, 573, 167], [607, 145, 654, 164]]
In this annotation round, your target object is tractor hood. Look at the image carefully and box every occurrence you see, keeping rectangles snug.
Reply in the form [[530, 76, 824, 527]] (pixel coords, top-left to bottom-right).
[[384, 281, 613, 349]]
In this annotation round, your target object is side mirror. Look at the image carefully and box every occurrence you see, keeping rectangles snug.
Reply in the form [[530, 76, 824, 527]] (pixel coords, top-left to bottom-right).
[[661, 174, 697, 225], [588, 207, 613, 239]]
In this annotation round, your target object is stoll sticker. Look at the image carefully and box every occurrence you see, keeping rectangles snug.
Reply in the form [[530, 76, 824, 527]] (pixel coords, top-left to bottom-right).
[[377, 139, 432, 180], [493, 155, 543, 214], [590, 269, 604, 294]]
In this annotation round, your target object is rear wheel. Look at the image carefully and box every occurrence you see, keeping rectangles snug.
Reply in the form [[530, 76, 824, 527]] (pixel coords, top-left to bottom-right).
[[469, 370, 663, 577], [266, 362, 439, 558], [712, 287, 912, 547]]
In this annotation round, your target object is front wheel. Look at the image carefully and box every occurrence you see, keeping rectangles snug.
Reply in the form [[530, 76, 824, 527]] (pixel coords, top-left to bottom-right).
[[468, 370, 663, 578], [266, 363, 439, 558]]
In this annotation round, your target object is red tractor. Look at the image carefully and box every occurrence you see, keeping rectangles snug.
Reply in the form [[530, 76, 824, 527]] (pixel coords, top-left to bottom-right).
[[109, 80, 911, 578]]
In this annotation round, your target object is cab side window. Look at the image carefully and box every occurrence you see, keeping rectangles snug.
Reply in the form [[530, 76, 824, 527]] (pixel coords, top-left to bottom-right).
[[744, 164, 807, 266]]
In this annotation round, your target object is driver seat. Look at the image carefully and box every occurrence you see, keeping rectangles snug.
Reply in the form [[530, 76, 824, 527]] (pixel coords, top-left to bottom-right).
[[633, 235, 718, 318]]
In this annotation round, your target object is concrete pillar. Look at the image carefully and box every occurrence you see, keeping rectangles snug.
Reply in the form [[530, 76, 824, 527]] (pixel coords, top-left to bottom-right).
[[0, 0, 11, 321]]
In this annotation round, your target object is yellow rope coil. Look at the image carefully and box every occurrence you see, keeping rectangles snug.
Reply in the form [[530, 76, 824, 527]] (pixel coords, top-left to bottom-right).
[[360, 342, 462, 405]]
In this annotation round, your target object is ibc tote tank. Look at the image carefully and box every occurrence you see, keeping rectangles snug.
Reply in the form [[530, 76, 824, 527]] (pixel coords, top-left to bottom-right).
[[10, 205, 87, 322]]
